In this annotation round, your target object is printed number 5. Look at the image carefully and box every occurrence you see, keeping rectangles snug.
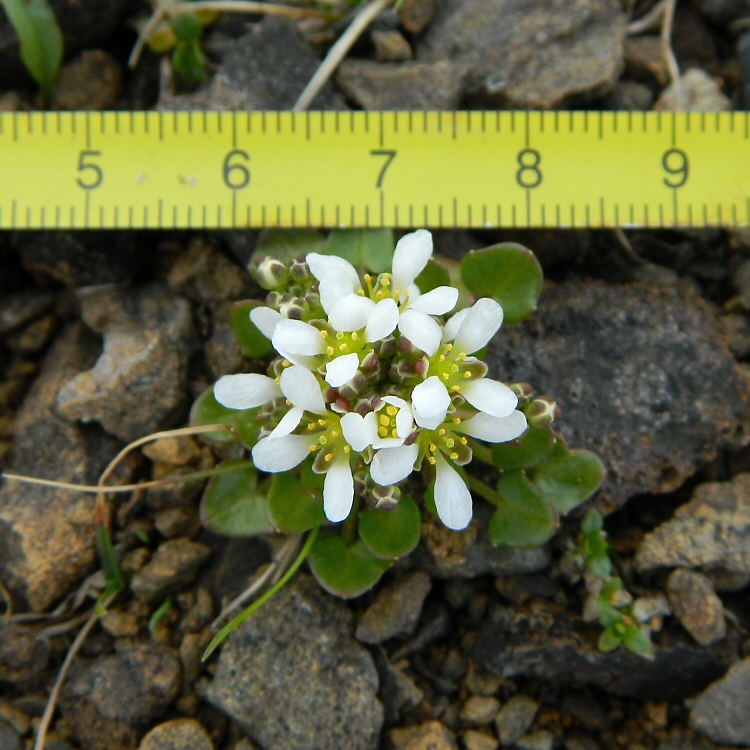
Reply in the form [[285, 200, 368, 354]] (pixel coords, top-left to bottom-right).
[[370, 149, 397, 188], [76, 150, 103, 190]]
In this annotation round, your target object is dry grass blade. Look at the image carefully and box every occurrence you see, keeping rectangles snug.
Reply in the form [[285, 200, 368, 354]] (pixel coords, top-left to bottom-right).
[[293, 0, 392, 111]]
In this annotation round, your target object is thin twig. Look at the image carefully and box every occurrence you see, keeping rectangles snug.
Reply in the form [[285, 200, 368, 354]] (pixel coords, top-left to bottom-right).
[[660, 0, 680, 86], [128, 6, 168, 68], [293, 0, 392, 111], [613, 228, 646, 265], [626, 0, 665, 34], [33, 590, 119, 750], [210, 535, 301, 630]]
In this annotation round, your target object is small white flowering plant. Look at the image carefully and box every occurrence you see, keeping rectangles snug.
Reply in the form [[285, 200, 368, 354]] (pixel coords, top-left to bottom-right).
[[191, 228, 603, 634]]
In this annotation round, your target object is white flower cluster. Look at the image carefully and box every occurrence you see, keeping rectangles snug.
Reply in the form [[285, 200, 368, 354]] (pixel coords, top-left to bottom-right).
[[214, 230, 527, 530]]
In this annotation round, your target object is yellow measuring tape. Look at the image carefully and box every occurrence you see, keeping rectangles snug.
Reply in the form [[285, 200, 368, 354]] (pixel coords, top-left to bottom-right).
[[1, 110, 748, 230]]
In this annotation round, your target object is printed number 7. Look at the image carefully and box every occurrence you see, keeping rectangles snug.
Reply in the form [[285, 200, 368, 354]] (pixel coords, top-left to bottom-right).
[[370, 149, 397, 188]]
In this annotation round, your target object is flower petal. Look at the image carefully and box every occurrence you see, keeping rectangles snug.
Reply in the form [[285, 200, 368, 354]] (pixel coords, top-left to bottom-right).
[[371, 443, 419, 486], [365, 298, 399, 342], [461, 378, 518, 418], [341, 411, 377, 452], [329, 294, 376, 333], [456, 409, 528, 443], [252, 434, 311, 473], [249, 306, 284, 339], [323, 455, 354, 523], [280, 365, 327, 414], [268, 406, 303, 438], [407, 286, 459, 316], [382, 395, 414, 439], [434, 452, 473, 530], [392, 229, 433, 290], [442, 308, 468, 343], [398, 309, 442, 356], [411, 376, 451, 419], [324, 352, 360, 388], [453, 298, 504, 354], [306, 253, 360, 286], [214, 373, 281, 410], [272, 319, 325, 357]]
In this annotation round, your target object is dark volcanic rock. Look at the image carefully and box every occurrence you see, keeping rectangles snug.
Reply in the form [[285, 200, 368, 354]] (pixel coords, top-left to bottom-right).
[[418, 0, 626, 108], [473, 600, 731, 701], [160, 16, 347, 111], [208, 574, 383, 750], [690, 658, 750, 745], [60, 643, 182, 750], [487, 277, 750, 515], [55, 284, 196, 442], [0, 324, 120, 611]]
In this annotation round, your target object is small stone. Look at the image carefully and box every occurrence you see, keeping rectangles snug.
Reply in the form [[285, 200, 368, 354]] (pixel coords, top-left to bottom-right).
[[0, 722, 21, 750], [635, 474, 750, 582], [624, 36, 669, 86], [441, 648, 468, 682], [60, 643, 182, 750], [0, 701, 30, 735], [603, 79, 654, 111], [372, 30, 412, 61], [154, 507, 201, 539], [654, 68, 732, 112], [387, 720, 458, 750], [516, 731, 555, 750], [564, 735, 601, 750], [460, 695, 501, 725], [418, 0, 626, 108], [130, 538, 212, 604], [464, 663, 504, 696], [666, 568, 726, 645], [721, 313, 750, 359], [690, 658, 750, 745], [0, 625, 49, 684], [495, 695, 539, 745], [137, 718, 214, 750], [337, 60, 463, 111], [462, 729, 498, 750], [100, 610, 141, 639], [142, 437, 202, 466], [398, 0, 435, 33], [356, 571, 432, 643], [51, 50, 121, 110], [55, 285, 196, 442], [208, 575, 382, 750]]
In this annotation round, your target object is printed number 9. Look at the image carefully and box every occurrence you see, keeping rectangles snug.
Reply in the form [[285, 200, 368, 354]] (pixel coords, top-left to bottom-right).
[[662, 148, 688, 188]]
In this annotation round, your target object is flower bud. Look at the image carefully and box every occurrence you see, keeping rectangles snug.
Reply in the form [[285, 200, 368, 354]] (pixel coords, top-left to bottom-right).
[[252, 256, 289, 291], [525, 396, 558, 428], [510, 382, 534, 406], [288, 257, 312, 281], [370, 482, 401, 511]]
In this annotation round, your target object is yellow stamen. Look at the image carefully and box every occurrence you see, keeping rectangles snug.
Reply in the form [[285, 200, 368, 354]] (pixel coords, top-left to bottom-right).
[[326, 346, 335, 356], [336, 332, 344, 340], [307, 423, 316, 431], [379, 415, 390, 426], [386, 405, 397, 416], [357, 289, 365, 296], [438, 428, 446, 436], [450, 385, 460, 392], [450, 452, 459, 460], [438, 355, 445, 362], [318, 419, 326, 426], [285, 399, 292, 406], [429, 444, 437, 452], [428, 456, 436, 465], [319, 436, 328, 445], [339, 343, 349, 352], [330, 430, 339, 438], [344, 445, 351, 454], [364, 274, 372, 283], [320, 330, 328, 339], [324, 453, 333, 461], [460, 437, 468, 445], [453, 417, 461, 424], [282, 359, 292, 367], [464, 371, 472, 378], [442, 373, 450, 381], [378, 426, 388, 437], [451, 364, 459, 373], [351, 331, 359, 341]]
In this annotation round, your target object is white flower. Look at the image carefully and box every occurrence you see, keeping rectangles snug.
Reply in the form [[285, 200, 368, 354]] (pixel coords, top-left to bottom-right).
[[433, 452, 473, 530], [307, 229, 458, 356]]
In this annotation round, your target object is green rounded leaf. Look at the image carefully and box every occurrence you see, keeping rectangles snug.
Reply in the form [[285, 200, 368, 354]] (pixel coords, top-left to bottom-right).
[[308, 532, 391, 598], [623, 627, 652, 655], [171, 12, 203, 41], [230, 300, 273, 358], [415, 259, 451, 293], [581, 508, 604, 536], [598, 627, 623, 652], [252, 229, 325, 265], [460, 243, 543, 324], [200, 459, 274, 537], [323, 229, 394, 275], [488, 471, 558, 548], [358, 495, 421, 560], [491, 425, 554, 470], [267, 472, 326, 534], [533, 449, 605, 514], [189, 386, 260, 447], [587, 554, 612, 579]]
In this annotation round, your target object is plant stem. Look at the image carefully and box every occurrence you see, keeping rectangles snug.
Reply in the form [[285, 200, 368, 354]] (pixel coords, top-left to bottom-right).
[[341, 496, 360, 546], [467, 438, 494, 466], [465, 473, 501, 506], [202, 526, 319, 660]]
